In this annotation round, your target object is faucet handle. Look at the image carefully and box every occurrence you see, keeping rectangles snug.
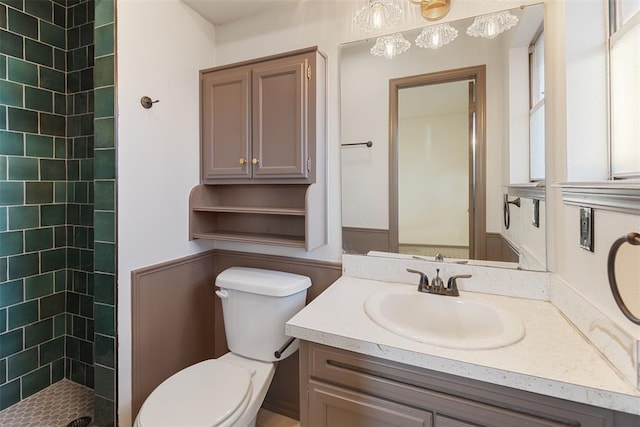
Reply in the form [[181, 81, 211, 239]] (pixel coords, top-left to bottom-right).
[[446, 274, 472, 297], [406, 268, 429, 291]]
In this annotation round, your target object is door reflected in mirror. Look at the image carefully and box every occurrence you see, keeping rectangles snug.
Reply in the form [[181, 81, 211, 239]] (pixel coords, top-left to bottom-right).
[[391, 67, 486, 261], [398, 81, 471, 258], [340, 4, 546, 271]]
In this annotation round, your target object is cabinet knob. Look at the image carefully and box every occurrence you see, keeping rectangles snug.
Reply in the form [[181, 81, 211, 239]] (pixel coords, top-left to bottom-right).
[[252, 158, 259, 165], [239, 158, 247, 165]]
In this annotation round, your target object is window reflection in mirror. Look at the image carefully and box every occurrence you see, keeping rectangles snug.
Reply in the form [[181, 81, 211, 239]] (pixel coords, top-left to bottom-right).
[[609, 0, 640, 178], [529, 28, 545, 182]]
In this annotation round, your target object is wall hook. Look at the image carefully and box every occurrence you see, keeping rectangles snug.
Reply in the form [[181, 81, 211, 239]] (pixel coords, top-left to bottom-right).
[[140, 96, 160, 109]]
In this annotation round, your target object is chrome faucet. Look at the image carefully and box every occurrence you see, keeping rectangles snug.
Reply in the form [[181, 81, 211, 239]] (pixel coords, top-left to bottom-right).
[[406, 269, 472, 297], [445, 274, 472, 297], [431, 268, 445, 294], [406, 268, 430, 293]]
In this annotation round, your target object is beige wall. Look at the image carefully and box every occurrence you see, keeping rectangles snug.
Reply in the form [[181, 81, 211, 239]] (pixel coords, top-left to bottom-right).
[[115, 0, 217, 425]]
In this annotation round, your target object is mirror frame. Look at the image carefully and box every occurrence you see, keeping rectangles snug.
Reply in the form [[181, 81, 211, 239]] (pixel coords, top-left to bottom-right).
[[340, 3, 548, 270]]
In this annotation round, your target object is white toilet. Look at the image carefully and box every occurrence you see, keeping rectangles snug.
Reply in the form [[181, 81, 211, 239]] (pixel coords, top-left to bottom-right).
[[134, 267, 311, 427]]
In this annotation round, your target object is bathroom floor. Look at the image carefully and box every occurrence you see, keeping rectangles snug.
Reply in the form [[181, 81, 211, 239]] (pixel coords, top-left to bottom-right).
[[257, 409, 300, 427], [0, 379, 94, 427]]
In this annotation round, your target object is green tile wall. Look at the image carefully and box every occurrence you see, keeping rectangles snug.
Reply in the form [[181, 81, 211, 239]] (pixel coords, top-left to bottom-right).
[[0, 0, 104, 413], [92, 0, 115, 424], [65, 0, 95, 393]]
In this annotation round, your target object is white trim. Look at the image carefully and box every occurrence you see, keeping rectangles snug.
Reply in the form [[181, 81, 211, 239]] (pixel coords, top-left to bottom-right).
[[556, 181, 640, 214], [507, 183, 546, 200]]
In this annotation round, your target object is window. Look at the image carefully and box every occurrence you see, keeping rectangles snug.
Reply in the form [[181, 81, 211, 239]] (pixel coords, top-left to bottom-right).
[[609, 0, 640, 178], [529, 28, 545, 182]]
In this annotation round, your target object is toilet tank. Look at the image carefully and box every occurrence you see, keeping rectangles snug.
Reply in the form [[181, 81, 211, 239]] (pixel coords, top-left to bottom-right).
[[215, 267, 311, 362]]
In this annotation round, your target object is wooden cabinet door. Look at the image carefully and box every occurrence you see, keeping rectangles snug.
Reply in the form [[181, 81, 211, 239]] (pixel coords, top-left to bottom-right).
[[308, 381, 433, 427], [252, 55, 309, 179], [201, 67, 251, 181], [434, 412, 573, 427]]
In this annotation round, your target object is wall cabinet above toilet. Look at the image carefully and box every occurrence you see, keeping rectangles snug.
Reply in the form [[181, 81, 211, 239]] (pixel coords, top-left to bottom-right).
[[200, 48, 325, 184], [190, 47, 327, 250]]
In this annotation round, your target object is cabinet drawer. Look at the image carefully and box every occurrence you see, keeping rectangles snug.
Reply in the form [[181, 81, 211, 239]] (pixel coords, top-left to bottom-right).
[[302, 342, 616, 427]]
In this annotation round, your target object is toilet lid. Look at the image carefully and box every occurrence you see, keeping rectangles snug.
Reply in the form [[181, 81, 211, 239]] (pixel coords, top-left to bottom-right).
[[138, 359, 252, 427]]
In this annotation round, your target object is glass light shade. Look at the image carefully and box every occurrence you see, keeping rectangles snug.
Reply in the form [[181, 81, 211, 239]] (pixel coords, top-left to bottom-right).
[[415, 23, 458, 49], [354, 0, 403, 33], [370, 33, 411, 59], [466, 11, 518, 39]]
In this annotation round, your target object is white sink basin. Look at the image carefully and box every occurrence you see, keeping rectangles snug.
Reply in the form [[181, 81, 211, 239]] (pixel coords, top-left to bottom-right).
[[364, 288, 525, 350]]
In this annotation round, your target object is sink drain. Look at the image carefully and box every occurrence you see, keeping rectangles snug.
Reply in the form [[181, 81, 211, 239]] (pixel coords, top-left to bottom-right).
[[67, 416, 92, 427]]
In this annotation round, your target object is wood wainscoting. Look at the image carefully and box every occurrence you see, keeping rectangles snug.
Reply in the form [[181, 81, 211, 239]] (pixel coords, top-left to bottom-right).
[[485, 232, 519, 263], [342, 227, 390, 254], [342, 228, 519, 266], [131, 249, 342, 421]]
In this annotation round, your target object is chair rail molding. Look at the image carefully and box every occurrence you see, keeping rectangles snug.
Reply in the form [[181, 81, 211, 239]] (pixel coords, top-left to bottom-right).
[[556, 181, 640, 215]]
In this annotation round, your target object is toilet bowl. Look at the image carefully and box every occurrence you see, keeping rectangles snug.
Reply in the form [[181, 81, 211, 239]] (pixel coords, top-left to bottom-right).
[[134, 267, 311, 427]]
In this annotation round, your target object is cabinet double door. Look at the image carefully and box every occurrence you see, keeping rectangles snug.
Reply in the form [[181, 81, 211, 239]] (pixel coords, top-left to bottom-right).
[[307, 381, 575, 427], [201, 54, 310, 183]]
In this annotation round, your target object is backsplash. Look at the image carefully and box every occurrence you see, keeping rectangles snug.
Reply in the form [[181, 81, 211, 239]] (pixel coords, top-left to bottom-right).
[[342, 253, 550, 300], [549, 274, 639, 392]]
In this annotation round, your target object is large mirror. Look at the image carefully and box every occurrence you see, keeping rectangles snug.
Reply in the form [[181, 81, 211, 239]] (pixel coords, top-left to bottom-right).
[[340, 4, 547, 271]]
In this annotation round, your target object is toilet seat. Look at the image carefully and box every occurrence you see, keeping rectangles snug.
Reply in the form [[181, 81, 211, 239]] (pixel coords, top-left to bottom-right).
[[136, 359, 252, 427]]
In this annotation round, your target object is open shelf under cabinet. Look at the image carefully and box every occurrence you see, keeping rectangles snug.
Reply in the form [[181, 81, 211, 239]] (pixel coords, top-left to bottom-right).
[[188, 183, 325, 250]]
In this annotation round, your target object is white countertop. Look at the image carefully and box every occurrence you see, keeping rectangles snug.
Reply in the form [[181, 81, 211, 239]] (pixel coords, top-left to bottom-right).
[[286, 276, 640, 415]]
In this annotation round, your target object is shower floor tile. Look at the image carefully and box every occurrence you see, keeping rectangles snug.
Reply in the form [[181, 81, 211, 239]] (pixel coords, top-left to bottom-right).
[[0, 379, 94, 427]]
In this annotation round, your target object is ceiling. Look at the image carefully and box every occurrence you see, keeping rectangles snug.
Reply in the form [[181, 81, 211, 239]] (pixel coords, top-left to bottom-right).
[[181, 0, 303, 25]]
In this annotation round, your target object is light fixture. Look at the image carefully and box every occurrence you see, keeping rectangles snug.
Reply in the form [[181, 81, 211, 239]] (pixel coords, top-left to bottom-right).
[[370, 33, 411, 59], [466, 11, 519, 39], [410, 0, 451, 21], [415, 23, 458, 49], [354, 0, 403, 33]]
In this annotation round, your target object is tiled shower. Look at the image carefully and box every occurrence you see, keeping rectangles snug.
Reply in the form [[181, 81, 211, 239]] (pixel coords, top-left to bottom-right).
[[0, 0, 117, 424]]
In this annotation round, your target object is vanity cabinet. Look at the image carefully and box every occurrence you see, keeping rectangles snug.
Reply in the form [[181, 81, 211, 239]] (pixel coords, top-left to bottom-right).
[[191, 47, 327, 250], [300, 342, 636, 427], [200, 47, 324, 184]]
